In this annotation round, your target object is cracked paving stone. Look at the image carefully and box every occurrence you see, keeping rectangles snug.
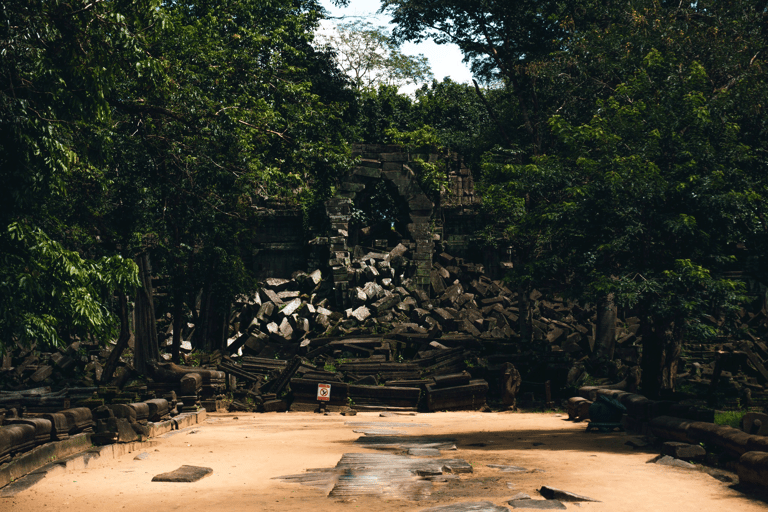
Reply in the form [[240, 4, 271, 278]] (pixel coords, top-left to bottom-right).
[[276, 453, 472, 500]]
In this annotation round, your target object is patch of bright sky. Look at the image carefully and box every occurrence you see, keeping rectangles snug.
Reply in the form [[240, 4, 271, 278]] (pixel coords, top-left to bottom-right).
[[318, 0, 474, 95]]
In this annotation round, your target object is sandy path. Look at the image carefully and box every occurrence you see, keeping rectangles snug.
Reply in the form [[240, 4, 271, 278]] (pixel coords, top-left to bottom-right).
[[4, 411, 766, 512]]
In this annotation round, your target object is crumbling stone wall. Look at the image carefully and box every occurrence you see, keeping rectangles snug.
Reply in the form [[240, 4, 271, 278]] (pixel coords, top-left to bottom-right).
[[323, 144, 437, 302], [250, 144, 503, 283]]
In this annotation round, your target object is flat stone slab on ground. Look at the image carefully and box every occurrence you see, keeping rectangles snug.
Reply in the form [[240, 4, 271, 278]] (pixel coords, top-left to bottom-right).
[[353, 429, 408, 435], [420, 501, 509, 511], [277, 452, 472, 500], [152, 465, 213, 482], [488, 464, 527, 473], [508, 499, 565, 510], [346, 421, 431, 428], [539, 485, 599, 502], [661, 442, 706, 461], [356, 435, 457, 452], [650, 455, 697, 469], [409, 448, 442, 456]]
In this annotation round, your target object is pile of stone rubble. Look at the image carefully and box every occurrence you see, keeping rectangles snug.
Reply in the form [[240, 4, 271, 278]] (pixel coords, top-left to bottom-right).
[[2, 242, 768, 417]]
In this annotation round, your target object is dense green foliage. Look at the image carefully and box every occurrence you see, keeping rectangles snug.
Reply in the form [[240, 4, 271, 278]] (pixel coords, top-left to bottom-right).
[[384, 0, 768, 395], [3, 0, 768, 399], [0, 0, 355, 353]]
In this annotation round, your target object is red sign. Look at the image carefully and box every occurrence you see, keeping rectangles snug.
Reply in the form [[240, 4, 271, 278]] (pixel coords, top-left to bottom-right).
[[317, 383, 331, 401]]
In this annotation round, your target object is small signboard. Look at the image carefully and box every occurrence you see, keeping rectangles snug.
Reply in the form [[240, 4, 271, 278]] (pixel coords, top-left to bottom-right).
[[317, 383, 331, 402]]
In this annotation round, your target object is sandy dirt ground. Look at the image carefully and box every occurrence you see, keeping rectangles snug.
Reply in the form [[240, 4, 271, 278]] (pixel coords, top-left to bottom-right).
[[4, 411, 768, 512]]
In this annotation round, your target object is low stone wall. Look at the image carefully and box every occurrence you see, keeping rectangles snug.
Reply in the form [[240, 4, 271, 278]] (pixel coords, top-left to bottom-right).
[[0, 403, 206, 492], [576, 385, 768, 490]]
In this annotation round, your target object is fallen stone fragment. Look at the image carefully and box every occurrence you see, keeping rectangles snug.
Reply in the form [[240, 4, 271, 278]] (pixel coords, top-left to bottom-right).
[[152, 465, 213, 482], [539, 486, 599, 502], [420, 501, 509, 512], [488, 464, 527, 473], [409, 448, 441, 456], [346, 421, 431, 428], [650, 455, 697, 469], [508, 500, 565, 510], [353, 429, 408, 436], [509, 493, 531, 500], [351, 306, 371, 322], [134, 452, 150, 460], [742, 412, 768, 436], [737, 451, 768, 487], [661, 442, 706, 461]]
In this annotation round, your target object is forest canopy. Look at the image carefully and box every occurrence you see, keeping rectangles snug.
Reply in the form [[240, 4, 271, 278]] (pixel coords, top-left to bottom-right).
[[2, 0, 767, 397]]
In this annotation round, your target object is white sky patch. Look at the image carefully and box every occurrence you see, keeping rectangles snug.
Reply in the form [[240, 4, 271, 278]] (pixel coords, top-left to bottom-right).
[[318, 0, 474, 95]]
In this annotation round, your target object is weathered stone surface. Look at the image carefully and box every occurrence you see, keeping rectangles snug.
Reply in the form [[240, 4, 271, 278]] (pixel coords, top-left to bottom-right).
[[29, 365, 53, 383], [371, 293, 400, 315], [509, 493, 531, 501], [651, 455, 697, 469], [420, 502, 509, 512], [742, 412, 768, 436], [152, 465, 213, 482], [351, 306, 371, 322], [387, 243, 409, 261], [661, 441, 706, 461], [409, 448, 441, 456], [488, 464, 527, 473], [738, 451, 768, 488], [508, 500, 565, 510], [278, 317, 294, 339], [265, 277, 291, 291], [6, 418, 52, 444], [279, 452, 471, 500], [256, 301, 276, 322], [259, 288, 283, 305], [351, 287, 368, 306], [566, 397, 591, 421], [277, 290, 300, 300], [280, 298, 303, 317], [539, 486, 599, 502]]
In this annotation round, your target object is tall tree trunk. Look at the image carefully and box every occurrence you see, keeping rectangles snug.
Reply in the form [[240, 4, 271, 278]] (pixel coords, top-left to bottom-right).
[[517, 285, 532, 343], [134, 252, 160, 375], [196, 289, 227, 352], [595, 293, 617, 361], [192, 254, 229, 352], [640, 316, 680, 399], [171, 295, 183, 364], [101, 291, 131, 383]]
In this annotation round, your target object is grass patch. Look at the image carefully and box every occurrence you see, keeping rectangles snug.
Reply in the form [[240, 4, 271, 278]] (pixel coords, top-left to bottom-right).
[[714, 410, 746, 428]]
